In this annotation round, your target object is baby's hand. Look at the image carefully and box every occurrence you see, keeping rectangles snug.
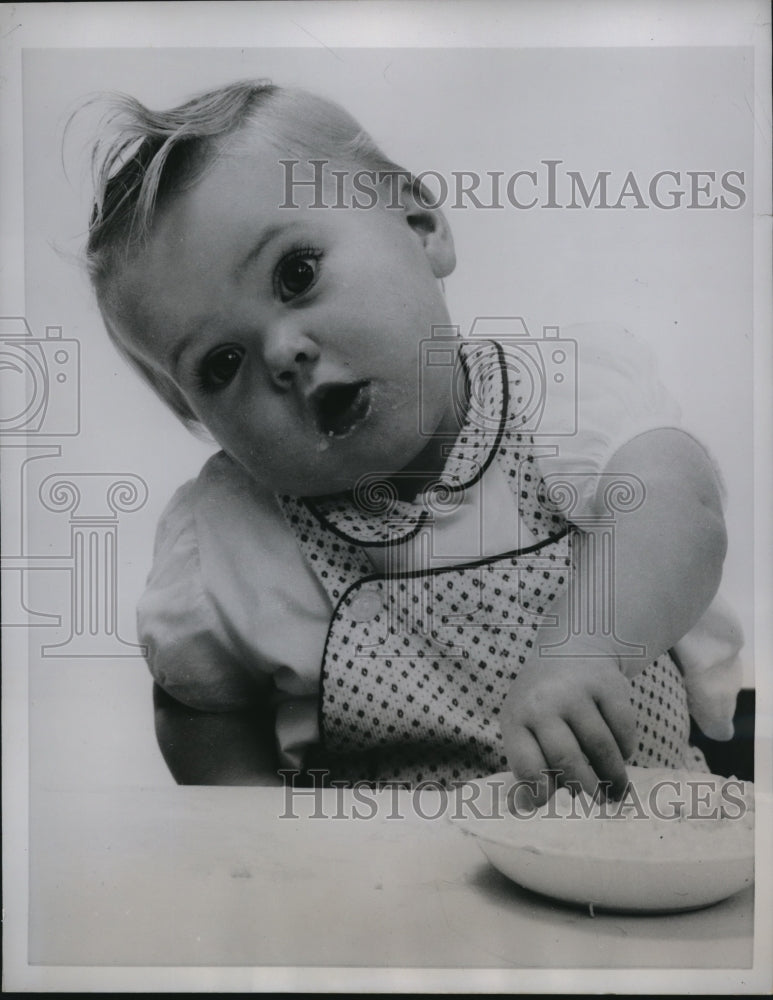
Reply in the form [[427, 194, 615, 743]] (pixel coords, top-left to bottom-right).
[[500, 650, 637, 806]]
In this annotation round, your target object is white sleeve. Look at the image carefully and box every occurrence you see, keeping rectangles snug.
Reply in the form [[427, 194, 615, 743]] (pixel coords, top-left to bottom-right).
[[138, 452, 333, 714], [533, 322, 728, 518], [137, 476, 273, 712], [672, 593, 744, 741]]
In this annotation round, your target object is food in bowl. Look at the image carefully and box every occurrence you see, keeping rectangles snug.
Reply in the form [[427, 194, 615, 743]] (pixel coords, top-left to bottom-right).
[[449, 766, 754, 913]]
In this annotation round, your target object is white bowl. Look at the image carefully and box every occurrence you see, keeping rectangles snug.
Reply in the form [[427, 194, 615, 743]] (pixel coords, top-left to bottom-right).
[[449, 767, 754, 913]]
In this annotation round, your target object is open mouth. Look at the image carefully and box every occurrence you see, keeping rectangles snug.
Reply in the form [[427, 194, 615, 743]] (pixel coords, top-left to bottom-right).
[[310, 380, 371, 437]]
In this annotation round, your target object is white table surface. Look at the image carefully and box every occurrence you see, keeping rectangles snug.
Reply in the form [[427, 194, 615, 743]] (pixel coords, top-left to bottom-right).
[[29, 783, 753, 969]]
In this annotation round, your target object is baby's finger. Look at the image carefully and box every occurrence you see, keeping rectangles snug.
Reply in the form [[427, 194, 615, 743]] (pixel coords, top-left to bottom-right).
[[534, 719, 600, 798], [504, 726, 553, 808], [594, 676, 638, 761], [570, 712, 629, 801]]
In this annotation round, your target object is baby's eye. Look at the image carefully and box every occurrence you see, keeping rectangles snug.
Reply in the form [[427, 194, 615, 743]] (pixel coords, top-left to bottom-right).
[[276, 250, 321, 301], [198, 345, 244, 390]]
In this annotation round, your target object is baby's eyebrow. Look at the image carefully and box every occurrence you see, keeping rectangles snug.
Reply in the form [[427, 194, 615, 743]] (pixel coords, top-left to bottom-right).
[[165, 331, 194, 382], [233, 219, 307, 282], [166, 311, 220, 379], [233, 224, 284, 281]]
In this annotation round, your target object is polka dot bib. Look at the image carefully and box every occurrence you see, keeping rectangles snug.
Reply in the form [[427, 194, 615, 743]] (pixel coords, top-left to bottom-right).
[[277, 341, 702, 785]]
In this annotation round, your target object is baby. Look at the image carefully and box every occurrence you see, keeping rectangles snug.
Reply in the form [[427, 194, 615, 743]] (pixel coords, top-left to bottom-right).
[[85, 81, 743, 796]]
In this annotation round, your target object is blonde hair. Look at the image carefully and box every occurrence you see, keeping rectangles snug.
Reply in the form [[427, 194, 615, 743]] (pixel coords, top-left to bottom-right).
[[85, 80, 416, 425]]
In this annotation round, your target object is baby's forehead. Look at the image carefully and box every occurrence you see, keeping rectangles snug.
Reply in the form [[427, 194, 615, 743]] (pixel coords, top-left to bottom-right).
[[104, 132, 410, 321], [104, 254, 174, 352], [218, 126, 407, 212]]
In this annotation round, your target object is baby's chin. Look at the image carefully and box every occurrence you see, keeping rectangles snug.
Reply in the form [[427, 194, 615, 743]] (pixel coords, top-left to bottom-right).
[[232, 415, 444, 498], [244, 446, 421, 500], [268, 465, 402, 501], [232, 454, 366, 499]]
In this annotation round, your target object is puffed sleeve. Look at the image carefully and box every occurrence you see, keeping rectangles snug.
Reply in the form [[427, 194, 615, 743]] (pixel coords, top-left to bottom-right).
[[672, 594, 744, 741], [137, 475, 271, 712], [535, 322, 724, 515]]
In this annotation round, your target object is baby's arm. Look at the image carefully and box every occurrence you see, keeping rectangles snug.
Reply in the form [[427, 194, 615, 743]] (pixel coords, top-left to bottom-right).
[[139, 460, 298, 786], [500, 428, 727, 802], [153, 684, 283, 785]]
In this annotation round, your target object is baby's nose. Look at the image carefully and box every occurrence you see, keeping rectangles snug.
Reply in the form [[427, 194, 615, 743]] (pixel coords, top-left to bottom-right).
[[263, 324, 320, 388]]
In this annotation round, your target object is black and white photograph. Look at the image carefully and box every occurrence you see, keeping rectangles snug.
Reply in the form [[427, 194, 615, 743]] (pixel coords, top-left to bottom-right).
[[2, 1, 771, 993]]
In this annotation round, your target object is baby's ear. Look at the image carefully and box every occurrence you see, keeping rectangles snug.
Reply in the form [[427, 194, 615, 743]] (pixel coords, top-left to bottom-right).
[[400, 182, 456, 279]]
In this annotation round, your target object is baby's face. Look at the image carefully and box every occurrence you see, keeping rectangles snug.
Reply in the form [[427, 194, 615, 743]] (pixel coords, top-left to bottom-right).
[[111, 134, 458, 496]]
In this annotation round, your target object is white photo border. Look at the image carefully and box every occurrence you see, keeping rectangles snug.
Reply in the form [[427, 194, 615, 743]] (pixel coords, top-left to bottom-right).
[[2, 1, 771, 993]]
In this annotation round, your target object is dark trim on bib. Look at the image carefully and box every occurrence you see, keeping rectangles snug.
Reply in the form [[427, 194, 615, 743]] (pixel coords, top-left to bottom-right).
[[315, 524, 572, 754]]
